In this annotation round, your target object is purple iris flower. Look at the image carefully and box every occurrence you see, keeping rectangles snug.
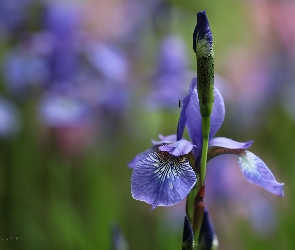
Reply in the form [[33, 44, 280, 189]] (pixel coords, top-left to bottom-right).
[[144, 35, 192, 110], [129, 77, 284, 209]]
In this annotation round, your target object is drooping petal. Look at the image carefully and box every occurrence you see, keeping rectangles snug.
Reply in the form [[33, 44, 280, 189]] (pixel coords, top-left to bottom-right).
[[209, 137, 253, 149], [238, 151, 284, 197], [131, 152, 196, 209], [159, 139, 193, 156], [177, 77, 225, 147], [152, 134, 177, 145], [128, 145, 158, 168]]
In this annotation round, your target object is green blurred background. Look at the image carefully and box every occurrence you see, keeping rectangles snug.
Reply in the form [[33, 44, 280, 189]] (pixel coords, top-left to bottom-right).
[[0, 0, 294, 249]]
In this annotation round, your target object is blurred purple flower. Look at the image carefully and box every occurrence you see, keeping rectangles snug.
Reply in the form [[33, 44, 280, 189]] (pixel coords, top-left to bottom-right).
[[144, 35, 192, 110], [44, 2, 82, 82], [38, 80, 100, 159], [0, 0, 33, 34], [39, 85, 92, 128], [45, 2, 81, 39], [86, 43, 130, 83], [0, 97, 21, 137], [3, 47, 48, 95], [205, 155, 278, 236], [98, 81, 130, 113], [248, 194, 277, 235], [156, 35, 188, 75], [129, 77, 284, 209], [85, 43, 131, 113]]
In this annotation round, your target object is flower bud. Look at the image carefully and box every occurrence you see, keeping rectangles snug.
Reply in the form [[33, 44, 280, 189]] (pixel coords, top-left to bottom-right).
[[193, 11, 214, 117]]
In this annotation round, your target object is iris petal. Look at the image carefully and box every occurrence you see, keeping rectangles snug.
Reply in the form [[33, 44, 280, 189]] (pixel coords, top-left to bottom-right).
[[177, 78, 200, 146], [177, 78, 197, 141], [177, 78, 225, 147], [209, 137, 253, 149], [131, 152, 196, 209], [209, 87, 225, 140], [159, 139, 193, 156], [238, 151, 284, 197]]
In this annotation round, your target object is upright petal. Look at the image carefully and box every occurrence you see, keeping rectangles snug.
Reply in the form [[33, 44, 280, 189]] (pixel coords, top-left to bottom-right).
[[131, 152, 196, 209], [177, 78, 225, 146], [177, 78, 197, 141], [238, 151, 284, 197], [209, 86, 225, 140]]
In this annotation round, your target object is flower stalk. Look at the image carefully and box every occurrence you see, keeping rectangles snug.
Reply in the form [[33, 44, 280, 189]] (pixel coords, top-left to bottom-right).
[[191, 11, 215, 247], [194, 10, 215, 186], [192, 186, 205, 246], [129, 9, 284, 250]]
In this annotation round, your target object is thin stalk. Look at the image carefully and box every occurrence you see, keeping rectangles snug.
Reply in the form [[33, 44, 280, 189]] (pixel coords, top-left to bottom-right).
[[186, 184, 197, 224], [192, 186, 205, 247], [200, 116, 210, 186]]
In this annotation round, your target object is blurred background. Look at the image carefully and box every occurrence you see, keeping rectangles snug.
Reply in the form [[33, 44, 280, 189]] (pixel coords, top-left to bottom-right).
[[0, 0, 294, 249]]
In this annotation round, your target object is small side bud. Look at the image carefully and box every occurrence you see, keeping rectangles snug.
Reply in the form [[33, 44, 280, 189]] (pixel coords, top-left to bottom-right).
[[199, 208, 219, 250], [182, 216, 195, 250]]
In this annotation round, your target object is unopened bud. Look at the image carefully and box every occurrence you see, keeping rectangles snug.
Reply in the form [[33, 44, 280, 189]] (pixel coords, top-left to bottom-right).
[[193, 11, 214, 118]]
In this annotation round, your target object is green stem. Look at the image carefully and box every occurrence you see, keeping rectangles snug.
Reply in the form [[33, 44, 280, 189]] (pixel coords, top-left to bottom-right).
[[186, 184, 197, 224], [200, 116, 210, 186], [191, 116, 210, 246], [192, 186, 205, 247]]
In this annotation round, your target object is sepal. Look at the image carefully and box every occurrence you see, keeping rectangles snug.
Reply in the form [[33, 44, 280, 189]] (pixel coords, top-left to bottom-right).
[[238, 151, 284, 197], [131, 152, 196, 209]]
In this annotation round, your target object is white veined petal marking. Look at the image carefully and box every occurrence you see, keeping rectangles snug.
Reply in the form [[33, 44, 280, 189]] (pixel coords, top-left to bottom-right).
[[138, 151, 191, 182]]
